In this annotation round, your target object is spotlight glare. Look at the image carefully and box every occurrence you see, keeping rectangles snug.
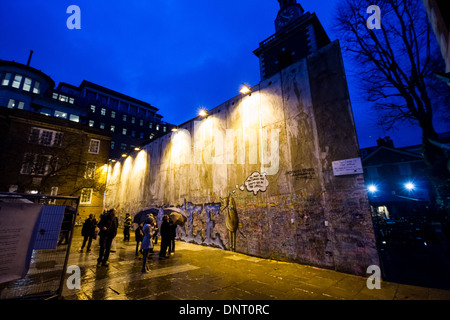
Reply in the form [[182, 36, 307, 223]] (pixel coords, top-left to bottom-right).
[[405, 182, 415, 191], [368, 185, 378, 193]]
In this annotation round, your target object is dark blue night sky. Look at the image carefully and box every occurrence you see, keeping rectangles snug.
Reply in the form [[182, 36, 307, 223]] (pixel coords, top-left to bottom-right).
[[1, 0, 448, 148]]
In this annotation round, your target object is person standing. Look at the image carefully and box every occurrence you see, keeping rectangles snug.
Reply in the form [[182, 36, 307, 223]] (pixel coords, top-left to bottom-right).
[[123, 213, 132, 241], [159, 215, 170, 259], [141, 218, 154, 274], [96, 209, 118, 267], [80, 213, 96, 252], [135, 223, 144, 256], [168, 219, 177, 255]]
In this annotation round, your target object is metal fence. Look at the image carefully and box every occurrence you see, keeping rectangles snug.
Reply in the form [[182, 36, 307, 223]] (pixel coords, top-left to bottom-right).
[[0, 193, 79, 300]]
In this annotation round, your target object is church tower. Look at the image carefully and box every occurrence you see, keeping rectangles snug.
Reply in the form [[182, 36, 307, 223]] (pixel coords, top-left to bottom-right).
[[254, 0, 331, 80]]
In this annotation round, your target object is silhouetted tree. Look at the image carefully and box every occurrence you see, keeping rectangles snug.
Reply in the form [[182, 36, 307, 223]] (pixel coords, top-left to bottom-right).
[[334, 0, 450, 210]]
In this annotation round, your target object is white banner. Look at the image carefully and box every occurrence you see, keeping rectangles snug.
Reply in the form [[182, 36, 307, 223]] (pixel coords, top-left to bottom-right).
[[0, 203, 43, 284]]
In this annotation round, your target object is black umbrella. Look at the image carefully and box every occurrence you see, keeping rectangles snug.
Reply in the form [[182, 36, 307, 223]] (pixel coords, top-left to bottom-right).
[[133, 208, 159, 224]]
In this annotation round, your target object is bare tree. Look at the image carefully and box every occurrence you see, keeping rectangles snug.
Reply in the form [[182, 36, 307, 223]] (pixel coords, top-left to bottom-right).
[[334, 0, 450, 210]]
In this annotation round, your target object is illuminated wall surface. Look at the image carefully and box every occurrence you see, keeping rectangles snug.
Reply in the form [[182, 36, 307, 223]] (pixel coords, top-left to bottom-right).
[[105, 41, 379, 276]]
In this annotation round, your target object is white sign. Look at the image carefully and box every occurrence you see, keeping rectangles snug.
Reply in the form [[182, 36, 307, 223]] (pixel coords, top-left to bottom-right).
[[0, 203, 43, 284], [332, 158, 363, 176]]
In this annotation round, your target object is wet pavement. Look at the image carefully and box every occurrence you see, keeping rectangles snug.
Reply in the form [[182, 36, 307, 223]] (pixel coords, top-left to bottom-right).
[[62, 227, 450, 301]]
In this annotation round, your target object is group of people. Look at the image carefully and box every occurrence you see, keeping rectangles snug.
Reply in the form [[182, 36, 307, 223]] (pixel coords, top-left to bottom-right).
[[80, 209, 177, 273]]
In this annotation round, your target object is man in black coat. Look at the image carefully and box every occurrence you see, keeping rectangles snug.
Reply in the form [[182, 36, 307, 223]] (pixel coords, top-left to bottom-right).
[[81, 213, 96, 252], [96, 209, 118, 267], [159, 215, 170, 259]]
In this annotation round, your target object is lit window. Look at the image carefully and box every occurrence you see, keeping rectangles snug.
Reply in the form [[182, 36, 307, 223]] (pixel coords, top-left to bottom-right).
[[69, 114, 80, 122], [111, 141, 115, 149], [59, 95, 68, 102], [131, 130, 135, 137], [139, 119, 143, 126], [69, 97, 74, 104], [149, 122, 153, 129], [80, 188, 93, 205], [100, 123, 105, 129], [101, 108, 106, 116], [110, 125, 115, 132], [90, 105, 96, 112], [163, 126, 166, 132], [89, 120, 94, 127], [111, 111, 116, 118], [2, 73, 11, 86], [122, 114, 127, 121], [23, 77, 32, 91], [131, 116, 135, 124], [140, 132, 144, 139], [17, 101, 24, 109], [156, 124, 160, 131], [7, 99, 15, 108], [52, 93, 59, 99], [122, 128, 127, 135], [33, 81, 40, 94], [54, 110, 67, 119], [88, 139, 100, 154], [12, 74, 22, 88], [85, 162, 97, 179]]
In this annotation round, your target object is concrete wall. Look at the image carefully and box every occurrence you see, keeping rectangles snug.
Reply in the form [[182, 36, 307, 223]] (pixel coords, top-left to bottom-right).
[[105, 40, 379, 276]]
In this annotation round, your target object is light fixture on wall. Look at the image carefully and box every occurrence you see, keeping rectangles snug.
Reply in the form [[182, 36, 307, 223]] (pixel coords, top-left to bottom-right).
[[240, 83, 251, 94], [121, 153, 127, 158], [172, 126, 179, 132], [198, 109, 208, 117]]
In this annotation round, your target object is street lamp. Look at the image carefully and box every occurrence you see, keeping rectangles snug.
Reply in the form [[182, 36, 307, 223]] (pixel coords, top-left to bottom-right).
[[240, 83, 251, 94], [404, 182, 415, 191], [368, 184, 378, 193], [198, 109, 208, 117]]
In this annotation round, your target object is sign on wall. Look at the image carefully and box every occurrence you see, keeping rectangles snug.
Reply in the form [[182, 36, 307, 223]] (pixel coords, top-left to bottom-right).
[[332, 158, 363, 176]]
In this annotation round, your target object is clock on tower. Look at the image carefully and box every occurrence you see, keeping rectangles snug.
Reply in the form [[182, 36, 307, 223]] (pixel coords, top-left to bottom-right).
[[275, 0, 304, 32]]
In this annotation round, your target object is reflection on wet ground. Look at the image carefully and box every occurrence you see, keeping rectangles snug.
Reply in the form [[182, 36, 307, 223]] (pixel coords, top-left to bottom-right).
[[57, 228, 450, 300]]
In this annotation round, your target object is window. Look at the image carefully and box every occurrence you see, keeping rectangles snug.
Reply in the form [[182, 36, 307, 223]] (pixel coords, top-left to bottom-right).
[[131, 116, 135, 124], [7, 99, 15, 108], [122, 128, 127, 135], [80, 188, 93, 205], [89, 120, 94, 127], [54, 110, 67, 119], [111, 141, 115, 149], [101, 108, 106, 116], [120, 143, 127, 150], [69, 97, 74, 104], [85, 162, 97, 179], [110, 125, 115, 132], [156, 124, 160, 131], [90, 105, 96, 113], [17, 101, 24, 109], [12, 74, 22, 88], [59, 95, 68, 103], [69, 114, 80, 122], [111, 111, 116, 118], [139, 119, 143, 126], [88, 139, 100, 154], [131, 130, 135, 137], [20, 153, 53, 176], [2, 73, 11, 86], [100, 123, 105, 129], [140, 132, 144, 139], [149, 122, 153, 129], [163, 126, 167, 132], [29, 128, 63, 147], [122, 114, 127, 121], [53, 92, 59, 99], [33, 81, 40, 94], [23, 77, 32, 91]]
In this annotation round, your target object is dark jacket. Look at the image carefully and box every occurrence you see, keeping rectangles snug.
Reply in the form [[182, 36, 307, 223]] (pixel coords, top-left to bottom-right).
[[160, 220, 170, 239], [81, 217, 96, 237], [98, 211, 118, 238]]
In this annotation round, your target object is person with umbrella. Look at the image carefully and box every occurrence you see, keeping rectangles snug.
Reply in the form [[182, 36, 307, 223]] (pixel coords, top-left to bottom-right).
[[141, 217, 154, 274]]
